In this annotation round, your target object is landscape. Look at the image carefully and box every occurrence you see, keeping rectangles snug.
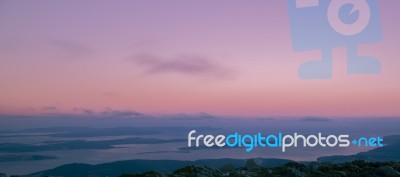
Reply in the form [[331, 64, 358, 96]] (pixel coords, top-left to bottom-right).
[[0, 114, 399, 176], [1, 1, 399, 177]]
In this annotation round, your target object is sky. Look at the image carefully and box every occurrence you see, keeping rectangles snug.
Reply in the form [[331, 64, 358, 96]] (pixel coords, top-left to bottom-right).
[[0, 0, 399, 117]]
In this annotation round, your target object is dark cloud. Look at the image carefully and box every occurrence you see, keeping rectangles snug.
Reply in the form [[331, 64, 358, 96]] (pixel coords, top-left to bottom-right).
[[48, 39, 93, 58], [69, 108, 149, 119], [300, 116, 332, 122], [99, 109, 146, 118], [73, 108, 94, 115], [130, 54, 237, 79], [42, 106, 58, 112], [162, 112, 219, 121]]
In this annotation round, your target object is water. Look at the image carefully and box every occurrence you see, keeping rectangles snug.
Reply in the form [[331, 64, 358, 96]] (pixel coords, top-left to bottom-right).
[[0, 117, 399, 175]]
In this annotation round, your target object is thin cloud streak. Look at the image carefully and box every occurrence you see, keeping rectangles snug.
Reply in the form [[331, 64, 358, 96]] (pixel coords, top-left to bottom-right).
[[48, 39, 93, 58], [131, 53, 237, 80]]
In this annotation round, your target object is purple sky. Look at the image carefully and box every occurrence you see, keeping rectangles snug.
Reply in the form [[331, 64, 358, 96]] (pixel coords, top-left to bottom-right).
[[0, 0, 399, 116]]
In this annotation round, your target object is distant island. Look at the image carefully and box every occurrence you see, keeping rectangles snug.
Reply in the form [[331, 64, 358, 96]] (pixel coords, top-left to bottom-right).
[[120, 160, 400, 177], [1, 160, 399, 177], [5, 135, 395, 177], [0, 155, 57, 163]]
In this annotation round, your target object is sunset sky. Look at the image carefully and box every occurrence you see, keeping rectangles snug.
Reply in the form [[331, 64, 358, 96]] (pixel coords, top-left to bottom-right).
[[0, 0, 399, 117]]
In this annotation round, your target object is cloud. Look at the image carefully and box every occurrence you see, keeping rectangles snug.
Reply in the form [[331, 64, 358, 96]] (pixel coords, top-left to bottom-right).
[[42, 106, 58, 112], [161, 112, 220, 121], [130, 53, 237, 79], [300, 116, 332, 122], [73, 108, 94, 115], [99, 109, 147, 119], [48, 39, 93, 58]]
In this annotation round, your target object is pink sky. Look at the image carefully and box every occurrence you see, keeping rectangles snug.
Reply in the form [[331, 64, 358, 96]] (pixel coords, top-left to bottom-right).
[[0, 0, 399, 116]]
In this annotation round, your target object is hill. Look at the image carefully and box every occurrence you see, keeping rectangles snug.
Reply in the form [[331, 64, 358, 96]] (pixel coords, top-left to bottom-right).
[[25, 158, 292, 177]]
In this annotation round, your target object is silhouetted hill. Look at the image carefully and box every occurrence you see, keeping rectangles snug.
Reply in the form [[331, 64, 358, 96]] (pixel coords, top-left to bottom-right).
[[25, 158, 292, 177], [20, 135, 400, 177], [118, 160, 400, 177], [318, 135, 400, 163]]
